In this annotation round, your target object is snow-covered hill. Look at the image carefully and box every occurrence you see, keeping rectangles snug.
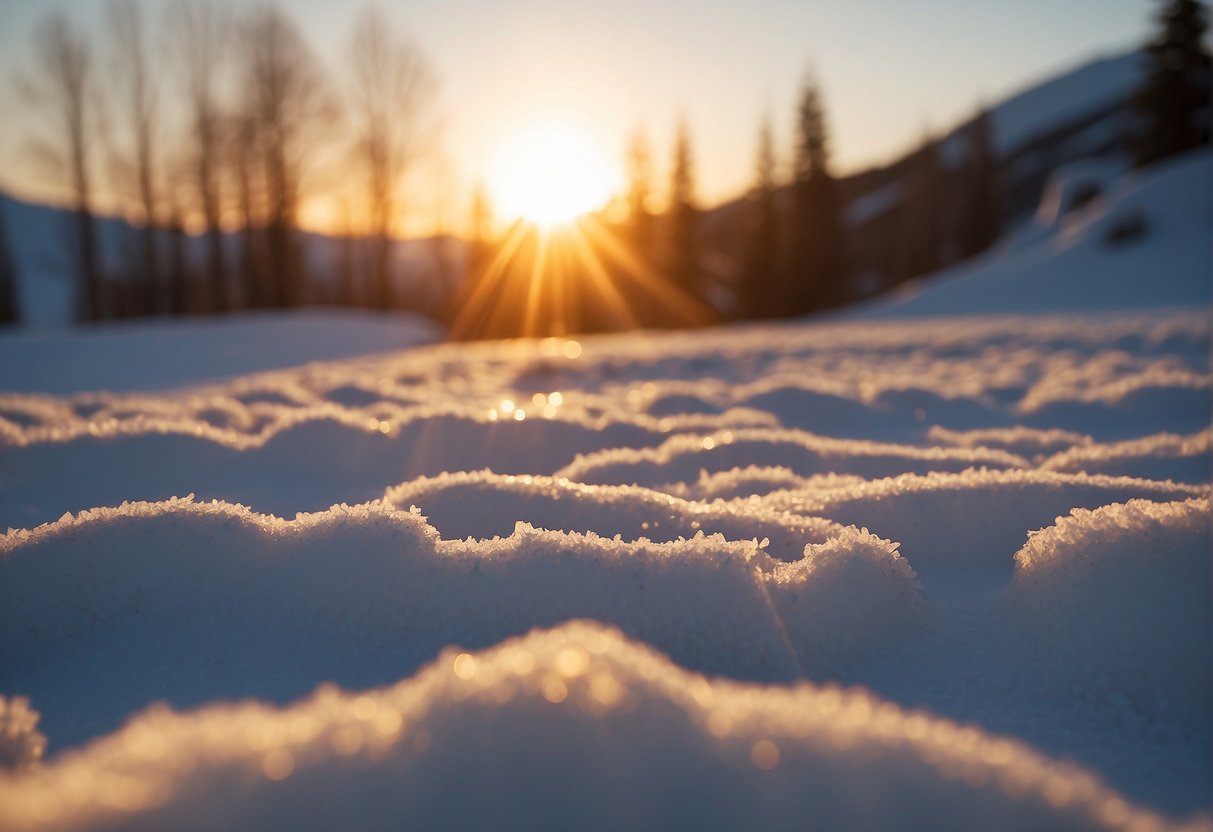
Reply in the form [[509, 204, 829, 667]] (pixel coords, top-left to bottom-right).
[[865, 149, 1212, 316]]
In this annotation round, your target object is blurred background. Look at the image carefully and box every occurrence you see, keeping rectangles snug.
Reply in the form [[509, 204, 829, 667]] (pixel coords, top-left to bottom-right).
[[0, 0, 1207, 338]]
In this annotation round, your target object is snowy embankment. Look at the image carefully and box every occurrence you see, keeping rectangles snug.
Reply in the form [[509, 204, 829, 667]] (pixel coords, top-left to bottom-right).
[[0, 150, 1210, 830]]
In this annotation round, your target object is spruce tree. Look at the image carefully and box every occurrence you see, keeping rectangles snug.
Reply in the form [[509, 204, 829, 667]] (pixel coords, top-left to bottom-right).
[[626, 130, 655, 258], [958, 107, 1001, 259], [1131, 0, 1211, 167], [0, 205, 20, 326], [667, 121, 699, 299], [891, 134, 945, 282], [741, 117, 779, 319], [791, 78, 849, 314]]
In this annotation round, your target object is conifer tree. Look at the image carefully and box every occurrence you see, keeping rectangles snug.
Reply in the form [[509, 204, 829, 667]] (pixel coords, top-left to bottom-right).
[[891, 134, 944, 282], [958, 107, 1000, 260], [741, 117, 779, 319], [625, 130, 654, 258], [0, 206, 20, 326], [667, 121, 699, 298], [1131, 0, 1211, 167], [791, 78, 849, 314]]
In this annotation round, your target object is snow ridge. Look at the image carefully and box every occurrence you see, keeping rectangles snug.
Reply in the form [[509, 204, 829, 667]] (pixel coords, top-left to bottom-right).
[[0, 621, 1203, 832]]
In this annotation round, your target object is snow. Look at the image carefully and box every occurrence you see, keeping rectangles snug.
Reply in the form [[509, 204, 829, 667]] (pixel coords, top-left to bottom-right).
[[0, 154, 1210, 827], [0, 309, 441, 395], [0, 621, 1193, 832], [865, 150, 1212, 317], [938, 51, 1144, 166]]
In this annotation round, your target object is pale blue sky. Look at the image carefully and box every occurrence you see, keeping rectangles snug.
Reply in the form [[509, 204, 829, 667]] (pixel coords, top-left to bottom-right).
[[0, 0, 1155, 227]]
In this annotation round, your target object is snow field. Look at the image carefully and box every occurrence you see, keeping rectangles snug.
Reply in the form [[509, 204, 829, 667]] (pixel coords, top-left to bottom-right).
[[0, 191, 1209, 829], [0, 497, 921, 749], [0, 621, 1204, 832]]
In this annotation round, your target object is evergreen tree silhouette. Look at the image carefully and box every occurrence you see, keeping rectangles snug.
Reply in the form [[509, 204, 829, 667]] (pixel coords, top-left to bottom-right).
[[667, 121, 699, 299], [0, 205, 20, 325], [741, 117, 779, 319], [891, 134, 945, 282], [626, 130, 655, 259], [1131, 0, 1211, 167], [791, 78, 849, 314], [958, 107, 1001, 260]]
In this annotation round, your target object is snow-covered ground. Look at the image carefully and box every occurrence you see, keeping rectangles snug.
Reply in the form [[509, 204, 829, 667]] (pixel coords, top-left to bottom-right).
[[0, 149, 1210, 831]]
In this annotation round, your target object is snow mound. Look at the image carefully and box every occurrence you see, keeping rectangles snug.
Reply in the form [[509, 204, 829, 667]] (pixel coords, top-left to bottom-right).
[[383, 469, 851, 562], [1040, 430, 1211, 484], [758, 470, 1207, 579], [1011, 498, 1211, 718], [0, 497, 921, 748], [556, 428, 1028, 489], [0, 698, 45, 771], [0, 621, 1195, 832]]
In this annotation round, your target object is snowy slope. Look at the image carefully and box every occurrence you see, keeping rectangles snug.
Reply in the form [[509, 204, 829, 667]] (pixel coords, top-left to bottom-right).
[[939, 51, 1143, 165], [0, 142, 1211, 832], [865, 149, 1212, 316], [0, 309, 441, 394]]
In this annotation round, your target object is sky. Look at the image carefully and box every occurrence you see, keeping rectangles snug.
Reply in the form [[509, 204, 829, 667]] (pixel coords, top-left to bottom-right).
[[0, 0, 1156, 233]]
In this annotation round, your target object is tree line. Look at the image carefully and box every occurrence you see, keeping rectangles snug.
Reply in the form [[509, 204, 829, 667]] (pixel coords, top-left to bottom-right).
[[1, 1, 435, 325], [0, 0, 1207, 331]]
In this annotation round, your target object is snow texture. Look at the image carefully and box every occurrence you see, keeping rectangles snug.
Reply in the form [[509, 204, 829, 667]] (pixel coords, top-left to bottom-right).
[[0, 621, 1205, 832], [0, 150, 1210, 828]]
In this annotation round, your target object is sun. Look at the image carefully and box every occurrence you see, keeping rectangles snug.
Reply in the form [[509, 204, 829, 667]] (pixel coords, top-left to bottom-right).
[[488, 116, 620, 228]]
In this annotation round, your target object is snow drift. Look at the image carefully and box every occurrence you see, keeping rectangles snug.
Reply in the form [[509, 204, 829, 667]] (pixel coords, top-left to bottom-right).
[[0, 621, 1199, 832]]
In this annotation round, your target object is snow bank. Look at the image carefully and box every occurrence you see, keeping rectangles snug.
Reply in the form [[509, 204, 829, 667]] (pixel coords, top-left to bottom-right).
[[758, 470, 1207, 578], [1040, 430, 1211, 484], [384, 469, 852, 562], [0, 310, 442, 395], [0, 497, 921, 748], [1010, 497, 1211, 719], [556, 428, 1028, 489], [0, 621, 1195, 832]]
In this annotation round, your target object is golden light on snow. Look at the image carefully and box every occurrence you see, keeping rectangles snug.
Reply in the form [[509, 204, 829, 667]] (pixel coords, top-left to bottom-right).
[[488, 116, 620, 227]]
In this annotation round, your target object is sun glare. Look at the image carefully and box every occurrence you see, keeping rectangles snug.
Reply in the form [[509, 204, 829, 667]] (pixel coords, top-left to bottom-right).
[[488, 117, 619, 228]]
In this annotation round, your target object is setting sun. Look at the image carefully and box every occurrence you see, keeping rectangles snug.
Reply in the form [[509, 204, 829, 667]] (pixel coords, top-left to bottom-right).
[[488, 117, 620, 227]]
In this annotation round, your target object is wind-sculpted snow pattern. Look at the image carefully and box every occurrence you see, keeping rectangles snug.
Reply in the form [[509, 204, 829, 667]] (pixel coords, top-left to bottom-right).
[[1, 308, 1211, 828], [2, 622, 1207, 832]]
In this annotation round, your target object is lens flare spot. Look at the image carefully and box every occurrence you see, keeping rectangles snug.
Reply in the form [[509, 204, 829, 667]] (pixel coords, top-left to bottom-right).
[[751, 739, 780, 770], [261, 749, 295, 781]]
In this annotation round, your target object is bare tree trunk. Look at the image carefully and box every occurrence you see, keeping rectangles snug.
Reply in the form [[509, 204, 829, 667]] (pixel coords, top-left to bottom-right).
[[107, 0, 159, 316], [26, 15, 102, 321], [239, 6, 335, 310], [347, 7, 434, 311], [176, 0, 229, 314]]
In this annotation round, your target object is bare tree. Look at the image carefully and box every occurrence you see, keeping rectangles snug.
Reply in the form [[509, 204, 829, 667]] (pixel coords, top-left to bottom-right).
[[174, 0, 231, 313], [107, 0, 162, 315], [19, 14, 101, 321], [238, 5, 336, 308], [347, 6, 436, 309]]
